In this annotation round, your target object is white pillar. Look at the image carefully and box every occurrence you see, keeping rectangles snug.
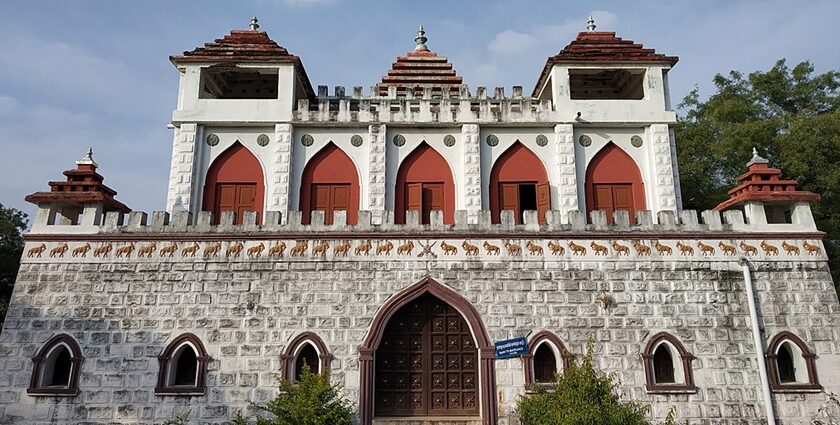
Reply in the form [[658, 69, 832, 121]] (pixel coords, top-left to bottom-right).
[[368, 124, 387, 224], [461, 124, 481, 223], [165, 123, 198, 214], [555, 124, 578, 220], [649, 124, 678, 214], [272, 123, 294, 223]]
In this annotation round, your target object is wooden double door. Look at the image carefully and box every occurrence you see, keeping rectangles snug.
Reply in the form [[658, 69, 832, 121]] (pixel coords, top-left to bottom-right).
[[406, 182, 444, 225], [310, 183, 350, 225], [498, 182, 550, 224], [375, 294, 479, 417], [215, 183, 257, 224], [592, 183, 635, 224]]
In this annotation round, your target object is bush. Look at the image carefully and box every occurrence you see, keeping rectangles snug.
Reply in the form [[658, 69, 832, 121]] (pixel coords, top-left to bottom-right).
[[233, 364, 355, 425], [515, 341, 650, 425]]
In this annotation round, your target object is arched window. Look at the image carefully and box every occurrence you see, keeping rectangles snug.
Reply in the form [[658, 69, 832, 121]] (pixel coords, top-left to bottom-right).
[[202, 141, 265, 224], [522, 331, 570, 388], [642, 332, 696, 394], [489, 142, 550, 224], [281, 332, 333, 381], [767, 331, 821, 392], [299, 142, 361, 225], [584, 142, 645, 224], [156, 333, 210, 395], [28, 334, 83, 396], [394, 142, 455, 225]]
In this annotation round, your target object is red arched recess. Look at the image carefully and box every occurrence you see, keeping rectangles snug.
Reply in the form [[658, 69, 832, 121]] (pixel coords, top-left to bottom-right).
[[490, 142, 550, 224], [299, 143, 360, 225], [395, 143, 455, 224], [584, 143, 645, 224], [357, 276, 497, 425], [202, 142, 265, 224]]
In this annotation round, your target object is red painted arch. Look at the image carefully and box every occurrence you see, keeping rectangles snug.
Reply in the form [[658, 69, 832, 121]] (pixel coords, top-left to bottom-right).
[[202, 142, 265, 224], [394, 142, 455, 224], [584, 142, 645, 223], [299, 143, 360, 224], [489, 142, 549, 223]]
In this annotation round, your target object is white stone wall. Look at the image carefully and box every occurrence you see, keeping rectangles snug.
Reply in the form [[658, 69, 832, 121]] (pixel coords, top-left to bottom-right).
[[165, 123, 198, 214]]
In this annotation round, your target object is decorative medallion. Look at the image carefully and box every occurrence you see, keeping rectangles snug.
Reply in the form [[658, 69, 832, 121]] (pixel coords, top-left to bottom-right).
[[443, 134, 456, 147], [393, 134, 406, 147], [536, 134, 548, 147], [206, 133, 219, 147], [578, 135, 592, 147], [631, 135, 644, 148], [486, 134, 499, 147], [256, 134, 270, 147], [351, 135, 363, 147], [300, 134, 314, 147]]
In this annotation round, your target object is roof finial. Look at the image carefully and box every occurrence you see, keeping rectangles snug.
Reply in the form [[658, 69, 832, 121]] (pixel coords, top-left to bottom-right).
[[76, 147, 98, 168], [586, 16, 597, 31], [747, 146, 769, 167], [249, 17, 260, 31], [414, 24, 429, 52]]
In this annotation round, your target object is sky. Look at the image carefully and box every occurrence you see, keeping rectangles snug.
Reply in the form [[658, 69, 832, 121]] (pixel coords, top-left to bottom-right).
[[1, 0, 838, 221]]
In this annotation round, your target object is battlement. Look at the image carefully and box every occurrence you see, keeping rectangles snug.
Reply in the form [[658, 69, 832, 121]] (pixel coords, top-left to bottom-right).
[[27, 206, 821, 238]]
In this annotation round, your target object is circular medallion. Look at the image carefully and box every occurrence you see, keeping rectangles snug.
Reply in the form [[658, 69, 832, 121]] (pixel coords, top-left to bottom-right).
[[393, 134, 406, 147], [486, 134, 499, 147], [536, 134, 548, 147], [351, 135, 363, 147], [443, 135, 456, 147], [631, 135, 644, 148], [256, 134, 270, 147], [206, 133, 219, 147], [578, 135, 592, 147], [300, 134, 314, 147]]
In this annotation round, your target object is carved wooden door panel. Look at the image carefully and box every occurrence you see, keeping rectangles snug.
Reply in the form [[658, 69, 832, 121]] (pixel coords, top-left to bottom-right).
[[375, 294, 478, 417]]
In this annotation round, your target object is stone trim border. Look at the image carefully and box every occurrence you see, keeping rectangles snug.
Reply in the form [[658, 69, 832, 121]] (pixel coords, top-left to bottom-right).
[[155, 333, 210, 396], [27, 333, 84, 397], [357, 276, 497, 425], [766, 331, 822, 393], [642, 332, 697, 394], [522, 330, 571, 390], [280, 332, 334, 381]]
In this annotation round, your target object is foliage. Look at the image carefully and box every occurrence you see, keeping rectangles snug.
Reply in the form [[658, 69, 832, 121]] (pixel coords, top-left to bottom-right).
[[233, 364, 354, 425], [662, 406, 687, 425], [0, 204, 28, 331], [515, 340, 650, 425], [675, 59, 840, 285], [161, 411, 191, 425], [813, 393, 840, 425]]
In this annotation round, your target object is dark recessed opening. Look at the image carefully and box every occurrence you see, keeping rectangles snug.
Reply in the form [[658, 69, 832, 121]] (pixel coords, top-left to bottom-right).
[[201, 66, 279, 99], [570, 69, 645, 100]]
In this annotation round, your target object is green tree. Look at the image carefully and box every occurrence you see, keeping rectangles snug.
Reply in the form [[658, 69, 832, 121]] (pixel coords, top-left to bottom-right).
[[675, 60, 840, 285], [515, 341, 650, 425], [233, 364, 355, 425], [0, 203, 28, 331]]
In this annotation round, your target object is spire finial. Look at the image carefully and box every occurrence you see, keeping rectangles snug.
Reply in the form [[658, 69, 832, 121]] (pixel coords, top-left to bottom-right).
[[249, 17, 260, 31], [414, 24, 429, 51], [586, 16, 597, 31], [747, 146, 769, 167], [77, 147, 98, 168]]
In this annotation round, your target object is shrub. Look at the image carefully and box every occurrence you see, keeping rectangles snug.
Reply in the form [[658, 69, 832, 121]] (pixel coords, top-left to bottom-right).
[[233, 364, 355, 425], [515, 340, 650, 425]]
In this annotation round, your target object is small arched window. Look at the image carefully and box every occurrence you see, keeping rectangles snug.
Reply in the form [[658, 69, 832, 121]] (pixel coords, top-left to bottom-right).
[[642, 332, 696, 394], [156, 333, 210, 395], [281, 332, 333, 381], [522, 331, 570, 389], [767, 331, 821, 393], [28, 334, 83, 396]]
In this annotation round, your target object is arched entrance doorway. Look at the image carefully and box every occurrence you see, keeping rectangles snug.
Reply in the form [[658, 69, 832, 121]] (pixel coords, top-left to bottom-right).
[[299, 143, 360, 225], [584, 143, 645, 224], [358, 277, 497, 425], [490, 142, 550, 224], [202, 142, 265, 224], [395, 143, 455, 225]]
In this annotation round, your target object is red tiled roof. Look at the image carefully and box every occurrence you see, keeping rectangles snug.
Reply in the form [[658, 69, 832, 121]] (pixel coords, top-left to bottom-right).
[[532, 31, 678, 97], [25, 160, 130, 213], [376, 50, 464, 97], [714, 161, 820, 211]]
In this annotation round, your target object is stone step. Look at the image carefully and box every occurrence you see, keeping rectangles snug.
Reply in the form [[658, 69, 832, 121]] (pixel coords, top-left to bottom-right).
[[372, 417, 482, 425]]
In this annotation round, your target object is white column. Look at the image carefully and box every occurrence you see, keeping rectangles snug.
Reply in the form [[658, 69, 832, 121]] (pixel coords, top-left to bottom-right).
[[165, 123, 197, 214], [461, 124, 481, 223], [272, 123, 294, 223], [650, 124, 678, 214], [555, 124, 578, 219], [368, 124, 387, 224]]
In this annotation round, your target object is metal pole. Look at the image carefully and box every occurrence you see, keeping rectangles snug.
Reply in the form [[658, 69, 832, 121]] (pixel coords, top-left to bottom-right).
[[739, 258, 776, 425]]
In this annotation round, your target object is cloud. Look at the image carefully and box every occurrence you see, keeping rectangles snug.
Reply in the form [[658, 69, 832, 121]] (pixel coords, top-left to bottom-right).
[[0, 96, 18, 114], [279, 0, 335, 6]]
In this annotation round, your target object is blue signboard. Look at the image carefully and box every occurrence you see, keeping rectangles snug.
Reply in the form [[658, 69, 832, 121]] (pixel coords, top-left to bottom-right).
[[494, 336, 528, 359]]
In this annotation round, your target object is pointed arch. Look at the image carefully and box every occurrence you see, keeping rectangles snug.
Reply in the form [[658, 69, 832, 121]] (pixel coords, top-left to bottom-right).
[[299, 142, 360, 225], [766, 331, 821, 392], [28, 333, 84, 396], [155, 333, 210, 396], [641, 332, 696, 394], [202, 141, 265, 224], [358, 276, 497, 425], [395, 142, 455, 225], [522, 330, 571, 388], [490, 141, 550, 224], [584, 142, 645, 224], [280, 332, 334, 380]]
